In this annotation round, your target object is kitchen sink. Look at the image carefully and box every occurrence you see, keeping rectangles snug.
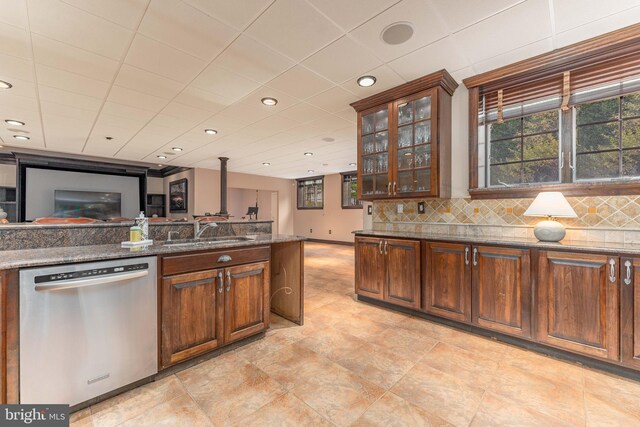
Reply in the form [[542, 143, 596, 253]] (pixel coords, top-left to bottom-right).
[[163, 236, 253, 247]]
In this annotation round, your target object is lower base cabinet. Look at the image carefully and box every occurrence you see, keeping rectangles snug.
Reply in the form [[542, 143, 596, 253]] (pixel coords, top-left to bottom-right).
[[161, 251, 270, 369], [621, 257, 640, 369]]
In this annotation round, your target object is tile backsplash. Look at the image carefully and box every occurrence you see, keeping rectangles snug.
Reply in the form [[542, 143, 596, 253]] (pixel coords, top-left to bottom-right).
[[372, 196, 640, 244]]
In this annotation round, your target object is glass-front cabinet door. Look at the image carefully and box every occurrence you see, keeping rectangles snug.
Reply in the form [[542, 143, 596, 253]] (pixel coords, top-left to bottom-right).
[[359, 105, 391, 197], [395, 89, 437, 196]]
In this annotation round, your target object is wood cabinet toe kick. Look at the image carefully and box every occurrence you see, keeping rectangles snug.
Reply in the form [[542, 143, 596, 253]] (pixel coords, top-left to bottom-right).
[[355, 235, 640, 378]]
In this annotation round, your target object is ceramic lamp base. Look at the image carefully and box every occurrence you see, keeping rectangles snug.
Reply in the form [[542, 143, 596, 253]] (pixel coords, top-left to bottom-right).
[[534, 219, 566, 242]]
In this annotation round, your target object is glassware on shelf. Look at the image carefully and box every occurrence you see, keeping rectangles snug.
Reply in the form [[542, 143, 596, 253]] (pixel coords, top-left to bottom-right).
[[375, 131, 388, 152], [398, 126, 412, 148], [362, 114, 374, 134], [398, 102, 413, 125], [376, 153, 388, 173], [416, 96, 431, 120], [375, 109, 388, 131], [414, 121, 430, 145], [363, 135, 374, 154]]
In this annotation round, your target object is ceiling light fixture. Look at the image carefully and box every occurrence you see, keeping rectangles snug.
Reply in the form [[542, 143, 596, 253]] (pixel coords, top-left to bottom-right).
[[261, 97, 278, 106], [308, 169, 314, 173], [157, 155, 167, 159], [0, 80, 12, 89], [204, 128, 218, 135], [381, 22, 414, 45], [5, 119, 24, 126], [349, 162, 357, 167], [304, 152, 313, 156], [262, 162, 271, 166], [172, 147, 183, 152], [157, 164, 163, 167], [13, 135, 29, 141], [357, 75, 377, 87]]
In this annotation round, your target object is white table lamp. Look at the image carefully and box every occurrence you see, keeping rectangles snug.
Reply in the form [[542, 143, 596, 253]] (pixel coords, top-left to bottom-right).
[[524, 192, 577, 242]]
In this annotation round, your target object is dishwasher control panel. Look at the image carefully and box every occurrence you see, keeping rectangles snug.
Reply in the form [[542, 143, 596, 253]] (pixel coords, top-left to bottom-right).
[[34, 262, 149, 284]]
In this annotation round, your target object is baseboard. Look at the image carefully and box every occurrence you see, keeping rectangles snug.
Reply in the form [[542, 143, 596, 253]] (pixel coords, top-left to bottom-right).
[[306, 238, 354, 246]]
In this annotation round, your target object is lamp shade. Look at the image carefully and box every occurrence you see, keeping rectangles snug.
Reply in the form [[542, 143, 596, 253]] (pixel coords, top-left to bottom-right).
[[524, 192, 577, 218]]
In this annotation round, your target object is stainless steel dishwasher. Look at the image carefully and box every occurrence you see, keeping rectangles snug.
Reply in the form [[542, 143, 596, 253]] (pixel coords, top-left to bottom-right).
[[20, 257, 158, 406]]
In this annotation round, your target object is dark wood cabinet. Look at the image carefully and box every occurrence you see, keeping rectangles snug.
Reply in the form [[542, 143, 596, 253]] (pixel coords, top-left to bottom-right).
[[224, 262, 270, 344], [423, 242, 471, 322], [351, 71, 457, 200], [537, 251, 619, 361], [621, 258, 640, 369], [472, 246, 531, 338], [161, 269, 224, 367], [355, 236, 420, 309]]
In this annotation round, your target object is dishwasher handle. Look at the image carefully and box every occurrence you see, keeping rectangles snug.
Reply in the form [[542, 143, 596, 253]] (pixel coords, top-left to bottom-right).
[[34, 270, 149, 292]]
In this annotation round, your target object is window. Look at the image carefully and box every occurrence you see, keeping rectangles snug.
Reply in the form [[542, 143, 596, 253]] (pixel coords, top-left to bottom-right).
[[341, 172, 362, 208], [297, 177, 323, 209]]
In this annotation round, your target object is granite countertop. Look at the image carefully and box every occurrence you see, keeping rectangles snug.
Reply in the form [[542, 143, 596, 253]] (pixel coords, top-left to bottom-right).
[[0, 220, 273, 230], [354, 229, 640, 255], [0, 234, 305, 270]]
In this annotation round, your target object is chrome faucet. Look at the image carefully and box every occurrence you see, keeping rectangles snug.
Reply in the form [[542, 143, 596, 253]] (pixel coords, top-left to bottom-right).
[[194, 221, 218, 239], [167, 231, 180, 242]]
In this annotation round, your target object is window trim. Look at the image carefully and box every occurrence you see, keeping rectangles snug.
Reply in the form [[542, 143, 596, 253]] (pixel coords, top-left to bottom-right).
[[465, 23, 640, 199], [340, 171, 362, 209], [296, 175, 324, 210]]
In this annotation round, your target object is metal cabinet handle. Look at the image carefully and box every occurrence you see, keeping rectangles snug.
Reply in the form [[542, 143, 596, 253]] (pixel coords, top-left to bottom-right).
[[624, 260, 632, 286], [609, 259, 616, 283], [387, 182, 391, 195], [217, 271, 223, 293], [464, 247, 470, 265], [473, 248, 478, 266], [392, 182, 397, 195], [384, 241, 388, 255], [378, 240, 383, 254], [226, 270, 231, 292], [217, 255, 232, 263]]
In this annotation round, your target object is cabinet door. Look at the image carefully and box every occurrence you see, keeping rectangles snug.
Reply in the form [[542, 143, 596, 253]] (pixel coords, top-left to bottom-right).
[[358, 105, 392, 199], [423, 242, 471, 322], [621, 258, 640, 369], [537, 251, 619, 361], [161, 269, 224, 368], [224, 261, 270, 344], [384, 239, 420, 309], [355, 237, 385, 300], [472, 246, 531, 338]]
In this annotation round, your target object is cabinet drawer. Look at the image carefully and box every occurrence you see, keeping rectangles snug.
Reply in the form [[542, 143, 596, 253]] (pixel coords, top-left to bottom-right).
[[162, 246, 270, 276]]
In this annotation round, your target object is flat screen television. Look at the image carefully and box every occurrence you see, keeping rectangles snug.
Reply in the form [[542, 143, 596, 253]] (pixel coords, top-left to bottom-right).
[[53, 190, 122, 220]]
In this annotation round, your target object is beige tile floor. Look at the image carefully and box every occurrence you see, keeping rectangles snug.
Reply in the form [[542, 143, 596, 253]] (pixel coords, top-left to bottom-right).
[[71, 242, 640, 426]]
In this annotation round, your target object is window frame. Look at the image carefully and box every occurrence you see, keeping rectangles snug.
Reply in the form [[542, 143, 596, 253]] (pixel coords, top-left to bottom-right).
[[340, 171, 362, 209], [464, 23, 640, 199], [296, 176, 324, 210]]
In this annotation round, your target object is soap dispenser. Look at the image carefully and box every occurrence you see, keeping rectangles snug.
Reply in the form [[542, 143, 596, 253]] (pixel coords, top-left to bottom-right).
[[136, 211, 149, 241]]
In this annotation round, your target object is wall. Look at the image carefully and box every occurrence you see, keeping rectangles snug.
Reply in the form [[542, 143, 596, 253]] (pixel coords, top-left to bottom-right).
[[0, 164, 16, 187], [147, 177, 164, 194], [293, 173, 364, 243]]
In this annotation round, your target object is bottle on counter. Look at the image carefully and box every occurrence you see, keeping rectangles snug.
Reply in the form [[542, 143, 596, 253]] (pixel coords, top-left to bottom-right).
[[136, 211, 149, 241], [129, 225, 142, 242]]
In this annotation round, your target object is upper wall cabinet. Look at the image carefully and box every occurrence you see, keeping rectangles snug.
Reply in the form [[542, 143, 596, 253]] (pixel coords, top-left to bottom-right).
[[351, 70, 458, 200]]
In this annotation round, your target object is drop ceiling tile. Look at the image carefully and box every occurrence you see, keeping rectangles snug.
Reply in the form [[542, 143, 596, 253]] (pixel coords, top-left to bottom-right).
[[306, 86, 358, 113], [101, 101, 156, 122], [0, 52, 33, 82], [83, 136, 130, 157], [455, 0, 552, 64], [553, 0, 640, 33], [244, 0, 342, 61], [349, 0, 448, 62], [0, 22, 30, 60], [306, 0, 400, 31], [156, 101, 211, 127], [40, 99, 98, 122], [0, 0, 27, 28], [236, 86, 300, 112], [0, 76, 36, 98], [214, 35, 294, 84], [108, 85, 168, 112], [31, 34, 120, 82], [278, 102, 332, 124], [59, 0, 148, 30], [36, 64, 110, 98], [28, 0, 132, 59], [174, 86, 234, 113], [114, 65, 183, 100], [192, 64, 261, 101], [555, 5, 640, 48], [388, 36, 469, 81], [333, 108, 357, 124], [91, 110, 146, 131], [472, 38, 553, 74], [430, 0, 524, 33], [266, 65, 334, 100], [38, 86, 102, 112], [303, 35, 382, 83], [183, 0, 273, 30], [138, 0, 238, 61], [339, 64, 405, 97], [125, 34, 207, 83]]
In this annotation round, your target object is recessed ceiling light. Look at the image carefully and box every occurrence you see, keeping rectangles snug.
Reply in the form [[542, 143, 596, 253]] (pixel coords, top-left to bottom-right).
[[0, 80, 12, 89], [13, 135, 29, 141], [304, 152, 313, 156], [5, 119, 24, 126], [349, 162, 357, 167], [381, 22, 414, 45], [204, 128, 218, 135], [262, 162, 271, 166], [157, 155, 167, 159], [357, 76, 377, 87], [172, 147, 183, 152], [261, 97, 278, 106], [158, 164, 163, 167], [308, 169, 314, 173]]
